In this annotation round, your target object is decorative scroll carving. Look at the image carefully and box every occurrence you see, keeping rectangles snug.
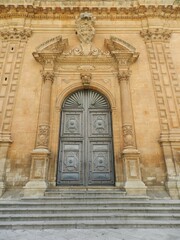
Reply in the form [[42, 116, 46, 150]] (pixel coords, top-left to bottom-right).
[[122, 124, 135, 148], [0, 28, 32, 41], [117, 71, 131, 82], [41, 71, 54, 83], [36, 124, 50, 148], [81, 73, 92, 88], [140, 29, 171, 42]]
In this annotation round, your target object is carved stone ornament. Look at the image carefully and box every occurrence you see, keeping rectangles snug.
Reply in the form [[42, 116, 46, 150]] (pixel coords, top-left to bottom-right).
[[140, 29, 171, 42], [81, 73, 92, 88], [36, 124, 50, 148], [41, 71, 55, 83], [117, 71, 131, 82], [122, 124, 135, 148], [75, 12, 95, 44], [63, 12, 110, 56], [0, 28, 32, 41]]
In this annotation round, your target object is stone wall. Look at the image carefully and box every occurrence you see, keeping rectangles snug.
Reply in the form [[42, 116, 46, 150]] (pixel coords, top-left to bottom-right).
[[0, 0, 179, 198]]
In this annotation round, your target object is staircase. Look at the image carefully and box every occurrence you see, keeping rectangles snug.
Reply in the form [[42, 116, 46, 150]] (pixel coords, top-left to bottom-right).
[[0, 188, 180, 229]]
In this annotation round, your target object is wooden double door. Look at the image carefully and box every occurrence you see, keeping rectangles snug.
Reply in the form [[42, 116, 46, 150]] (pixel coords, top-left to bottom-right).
[[57, 89, 114, 186]]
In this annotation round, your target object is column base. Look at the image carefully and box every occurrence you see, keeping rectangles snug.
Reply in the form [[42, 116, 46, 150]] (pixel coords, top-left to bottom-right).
[[23, 180, 47, 197], [0, 182, 6, 197], [124, 180, 147, 196], [23, 148, 50, 197], [123, 148, 147, 196], [166, 179, 180, 199]]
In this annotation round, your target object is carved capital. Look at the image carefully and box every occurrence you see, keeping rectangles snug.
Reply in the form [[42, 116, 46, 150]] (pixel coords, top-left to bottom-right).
[[36, 124, 50, 149], [81, 73, 92, 88], [117, 71, 131, 82], [0, 28, 32, 41], [140, 29, 171, 42], [41, 71, 54, 83], [122, 124, 135, 148]]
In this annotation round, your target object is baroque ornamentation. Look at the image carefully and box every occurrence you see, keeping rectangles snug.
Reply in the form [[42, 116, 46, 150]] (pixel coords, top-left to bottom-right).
[[0, 28, 32, 41], [81, 73, 92, 88], [122, 124, 135, 148], [140, 29, 171, 42], [117, 71, 131, 82], [41, 71, 55, 83], [36, 124, 50, 148], [75, 12, 95, 45]]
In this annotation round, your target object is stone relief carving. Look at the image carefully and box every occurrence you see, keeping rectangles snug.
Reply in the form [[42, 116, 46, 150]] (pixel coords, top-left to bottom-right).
[[81, 73, 92, 88], [117, 71, 131, 82], [140, 29, 171, 42], [75, 12, 95, 45], [122, 124, 135, 148], [36, 124, 50, 148], [41, 71, 55, 83], [0, 28, 32, 41], [63, 12, 110, 56]]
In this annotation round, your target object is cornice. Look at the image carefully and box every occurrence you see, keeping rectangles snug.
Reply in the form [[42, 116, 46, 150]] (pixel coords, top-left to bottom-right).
[[0, 4, 179, 20]]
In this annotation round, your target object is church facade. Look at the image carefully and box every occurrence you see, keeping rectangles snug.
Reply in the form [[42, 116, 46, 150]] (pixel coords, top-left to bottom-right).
[[0, 0, 180, 199]]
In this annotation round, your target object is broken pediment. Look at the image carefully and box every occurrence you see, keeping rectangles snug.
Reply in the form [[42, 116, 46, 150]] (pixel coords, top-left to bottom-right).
[[105, 36, 139, 65], [33, 36, 68, 65]]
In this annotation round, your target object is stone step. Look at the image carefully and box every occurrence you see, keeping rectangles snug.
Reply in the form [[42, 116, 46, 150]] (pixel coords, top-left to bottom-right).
[[0, 200, 180, 208], [0, 219, 179, 229], [0, 206, 180, 214], [22, 196, 149, 201], [0, 213, 180, 222]]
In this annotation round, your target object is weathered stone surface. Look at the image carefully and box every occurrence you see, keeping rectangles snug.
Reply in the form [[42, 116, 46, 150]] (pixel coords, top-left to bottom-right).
[[0, 0, 179, 199]]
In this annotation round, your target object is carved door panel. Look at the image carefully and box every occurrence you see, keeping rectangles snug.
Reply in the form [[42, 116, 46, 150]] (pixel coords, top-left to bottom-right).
[[57, 90, 114, 186]]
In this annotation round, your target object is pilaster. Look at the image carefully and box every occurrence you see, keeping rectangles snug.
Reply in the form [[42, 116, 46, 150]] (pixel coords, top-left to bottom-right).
[[141, 28, 180, 199], [0, 28, 32, 197]]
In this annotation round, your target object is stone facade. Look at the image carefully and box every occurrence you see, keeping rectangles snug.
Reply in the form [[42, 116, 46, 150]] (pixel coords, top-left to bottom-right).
[[0, 0, 180, 199]]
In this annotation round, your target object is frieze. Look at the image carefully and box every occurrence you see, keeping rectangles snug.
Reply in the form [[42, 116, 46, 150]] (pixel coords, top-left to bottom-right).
[[0, 4, 179, 19]]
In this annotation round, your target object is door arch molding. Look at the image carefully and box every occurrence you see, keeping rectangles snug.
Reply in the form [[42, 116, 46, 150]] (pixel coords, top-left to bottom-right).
[[55, 82, 116, 111]]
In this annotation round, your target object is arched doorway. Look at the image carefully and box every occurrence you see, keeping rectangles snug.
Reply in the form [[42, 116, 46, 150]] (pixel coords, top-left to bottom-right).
[[57, 89, 115, 186]]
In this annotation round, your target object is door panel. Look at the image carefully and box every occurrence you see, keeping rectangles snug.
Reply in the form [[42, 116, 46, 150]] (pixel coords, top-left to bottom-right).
[[58, 142, 83, 185], [57, 90, 114, 186]]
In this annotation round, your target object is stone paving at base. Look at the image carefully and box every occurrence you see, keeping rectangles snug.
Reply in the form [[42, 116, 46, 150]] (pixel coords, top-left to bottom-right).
[[0, 229, 180, 240]]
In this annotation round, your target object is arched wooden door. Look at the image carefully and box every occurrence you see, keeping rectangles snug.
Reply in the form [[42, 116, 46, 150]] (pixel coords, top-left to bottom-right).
[[57, 89, 115, 186]]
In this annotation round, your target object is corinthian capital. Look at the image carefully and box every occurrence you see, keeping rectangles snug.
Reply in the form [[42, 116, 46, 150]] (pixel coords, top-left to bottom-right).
[[0, 28, 32, 41], [41, 71, 54, 83], [140, 29, 171, 42], [117, 70, 131, 82]]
